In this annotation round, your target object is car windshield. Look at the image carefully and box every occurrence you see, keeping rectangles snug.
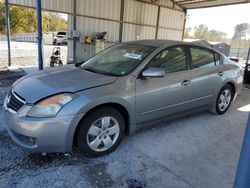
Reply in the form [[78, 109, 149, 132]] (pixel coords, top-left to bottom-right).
[[81, 44, 155, 76]]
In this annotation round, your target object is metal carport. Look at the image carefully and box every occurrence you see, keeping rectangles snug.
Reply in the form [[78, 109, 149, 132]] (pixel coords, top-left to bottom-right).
[[4, 0, 250, 68]]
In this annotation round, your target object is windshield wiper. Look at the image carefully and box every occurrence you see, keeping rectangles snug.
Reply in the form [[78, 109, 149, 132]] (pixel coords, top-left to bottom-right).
[[82, 66, 118, 77]]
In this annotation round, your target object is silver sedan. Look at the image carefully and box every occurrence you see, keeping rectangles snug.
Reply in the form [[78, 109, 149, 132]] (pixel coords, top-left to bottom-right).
[[3, 40, 243, 157]]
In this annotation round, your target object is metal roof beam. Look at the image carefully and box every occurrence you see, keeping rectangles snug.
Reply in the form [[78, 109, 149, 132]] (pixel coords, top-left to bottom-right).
[[172, 0, 250, 9], [177, 0, 217, 5], [185, 0, 250, 9]]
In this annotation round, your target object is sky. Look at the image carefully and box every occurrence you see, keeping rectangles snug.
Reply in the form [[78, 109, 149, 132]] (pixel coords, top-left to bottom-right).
[[186, 3, 250, 39]]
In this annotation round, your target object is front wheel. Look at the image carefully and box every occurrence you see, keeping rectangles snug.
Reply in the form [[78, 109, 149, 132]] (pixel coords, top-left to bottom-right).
[[215, 84, 233, 114], [76, 107, 125, 157]]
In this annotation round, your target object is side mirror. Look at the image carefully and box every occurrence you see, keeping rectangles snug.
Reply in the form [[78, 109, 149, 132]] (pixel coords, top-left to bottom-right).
[[142, 68, 165, 78]]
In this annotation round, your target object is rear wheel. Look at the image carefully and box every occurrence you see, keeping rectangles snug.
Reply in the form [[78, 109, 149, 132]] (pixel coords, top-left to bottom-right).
[[59, 60, 63, 66], [215, 84, 233, 114], [50, 60, 55, 67], [76, 107, 125, 157]]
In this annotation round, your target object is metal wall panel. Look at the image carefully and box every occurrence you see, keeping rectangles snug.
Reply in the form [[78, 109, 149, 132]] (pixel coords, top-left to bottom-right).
[[76, 0, 121, 21], [124, 0, 158, 26], [157, 28, 182, 40], [9, 0, 73, 12], [9, 0, 36, 7], [68, 15, 120, 62], [76, 17, 120, 42], [122, 23, 156, 41], [41, 0, 72, 13], [159, 7, 185, 31]]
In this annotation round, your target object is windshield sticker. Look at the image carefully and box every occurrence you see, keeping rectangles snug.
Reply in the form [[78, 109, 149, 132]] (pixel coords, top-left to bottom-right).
[[124, 53, 142, 60]]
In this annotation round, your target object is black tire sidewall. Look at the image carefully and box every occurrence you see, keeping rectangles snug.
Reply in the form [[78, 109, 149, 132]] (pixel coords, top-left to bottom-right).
[[77, 107, 125, 157], [50, 61, 55, 67], [216, 84, 233, 114], [59, 60, 63, 66]]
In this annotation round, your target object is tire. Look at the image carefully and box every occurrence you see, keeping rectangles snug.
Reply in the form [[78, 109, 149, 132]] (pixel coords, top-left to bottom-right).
[[214, 84, 233, 115], [59, 60, 63, 66], [76, 107, 125, 157], [50, 61, 55, 67]]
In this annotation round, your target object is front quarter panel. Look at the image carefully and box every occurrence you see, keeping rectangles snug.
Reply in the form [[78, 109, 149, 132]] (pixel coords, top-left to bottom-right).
[[58, 75, 136, 135]]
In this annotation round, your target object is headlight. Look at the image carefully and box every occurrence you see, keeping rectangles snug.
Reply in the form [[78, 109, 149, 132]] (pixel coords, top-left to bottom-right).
[[27, 93, 76, 118]]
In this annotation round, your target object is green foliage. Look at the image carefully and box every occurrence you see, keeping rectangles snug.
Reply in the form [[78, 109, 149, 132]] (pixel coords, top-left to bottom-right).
[[43, 12, 67, 32], [206, 30, 227, 41], [193, 24, 227, 42], [232, 23, 250, 40], [0, 0, 6, 33], [0, 1, 67, 34], [184, 27, 192, 39], [193, 24, 209, 39]]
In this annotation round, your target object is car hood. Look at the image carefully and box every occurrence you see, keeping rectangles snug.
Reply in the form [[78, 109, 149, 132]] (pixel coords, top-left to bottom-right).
[[13, 65, 117, 103]]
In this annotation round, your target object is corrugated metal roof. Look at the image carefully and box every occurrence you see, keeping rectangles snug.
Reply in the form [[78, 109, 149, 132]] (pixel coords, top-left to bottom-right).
[[9, 0, 250, 12], [172, 0, 250, 9]]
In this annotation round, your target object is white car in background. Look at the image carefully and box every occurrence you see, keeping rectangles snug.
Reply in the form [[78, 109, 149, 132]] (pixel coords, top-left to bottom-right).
[[53, 31, 67, 45]]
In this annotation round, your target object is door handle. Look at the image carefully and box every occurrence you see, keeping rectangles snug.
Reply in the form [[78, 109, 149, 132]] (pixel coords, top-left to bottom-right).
[[181, 80, 191, 86], [217, 71, 224, 76]]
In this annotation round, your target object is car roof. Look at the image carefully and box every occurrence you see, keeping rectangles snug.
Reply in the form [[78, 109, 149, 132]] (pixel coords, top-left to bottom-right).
[[123, 39, 222, 54], [123, 39, 183, 47]]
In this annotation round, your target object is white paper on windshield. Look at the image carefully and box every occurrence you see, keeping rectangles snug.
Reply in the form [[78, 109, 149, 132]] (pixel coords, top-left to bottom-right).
[[124, 53, 142, 60]]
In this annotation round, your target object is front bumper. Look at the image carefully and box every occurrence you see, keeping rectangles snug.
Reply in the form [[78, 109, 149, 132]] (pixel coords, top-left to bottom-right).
[[2, 107, 83, 153]]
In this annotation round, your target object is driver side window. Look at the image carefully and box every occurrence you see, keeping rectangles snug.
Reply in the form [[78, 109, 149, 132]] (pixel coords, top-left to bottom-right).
[[147, 46, 187, 74]]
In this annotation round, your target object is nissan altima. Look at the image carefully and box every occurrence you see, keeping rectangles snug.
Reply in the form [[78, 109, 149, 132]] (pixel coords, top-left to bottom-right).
[[3, 40, 243, 157]]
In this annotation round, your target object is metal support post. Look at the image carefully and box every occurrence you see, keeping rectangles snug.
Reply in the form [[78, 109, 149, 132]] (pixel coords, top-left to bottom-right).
[[36, 0, 43, 70], [234, 114, 250, 188], [73, 0, 77, 63], [5, 0, 11, 66]]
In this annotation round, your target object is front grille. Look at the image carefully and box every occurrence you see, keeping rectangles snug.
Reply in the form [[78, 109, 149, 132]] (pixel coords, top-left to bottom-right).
[[6, 90, 26, 112]]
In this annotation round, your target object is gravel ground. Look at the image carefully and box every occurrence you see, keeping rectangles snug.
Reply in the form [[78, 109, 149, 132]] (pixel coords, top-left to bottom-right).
[[0, 42, 250, 187], [0, 41, 67, 69]]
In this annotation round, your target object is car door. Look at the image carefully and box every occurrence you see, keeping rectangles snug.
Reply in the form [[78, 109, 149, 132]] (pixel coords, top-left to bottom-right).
[[135, 45, 193, 124], [187, 46, 224, 108]]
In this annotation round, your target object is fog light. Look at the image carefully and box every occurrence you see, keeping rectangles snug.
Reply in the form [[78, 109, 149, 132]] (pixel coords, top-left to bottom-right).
[[11, 130, 36, 145]]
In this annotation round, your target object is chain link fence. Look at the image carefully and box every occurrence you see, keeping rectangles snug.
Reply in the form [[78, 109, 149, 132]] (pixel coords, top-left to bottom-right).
[[230, 48, 249, 59], [0, 33, 37, 43]]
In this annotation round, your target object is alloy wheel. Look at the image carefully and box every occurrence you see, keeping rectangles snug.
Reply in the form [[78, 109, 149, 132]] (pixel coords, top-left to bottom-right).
[[86, 116, 120, 152], [218, 89, 232, 112]]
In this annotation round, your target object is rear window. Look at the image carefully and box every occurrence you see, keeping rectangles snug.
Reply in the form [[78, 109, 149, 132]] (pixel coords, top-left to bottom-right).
[[190, 47, 216, 69]]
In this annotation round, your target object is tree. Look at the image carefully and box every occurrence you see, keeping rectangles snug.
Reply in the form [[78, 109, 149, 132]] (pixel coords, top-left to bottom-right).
[[184, 27, 192, 39], [193, 24, 227, 41], [43, 12, 67, 32], [232, 23, 250, 40], [0, 0, 6, 34], [193, 24, 209, 39], [206, 30, 227, 41], [0, 1, 67, 34]]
